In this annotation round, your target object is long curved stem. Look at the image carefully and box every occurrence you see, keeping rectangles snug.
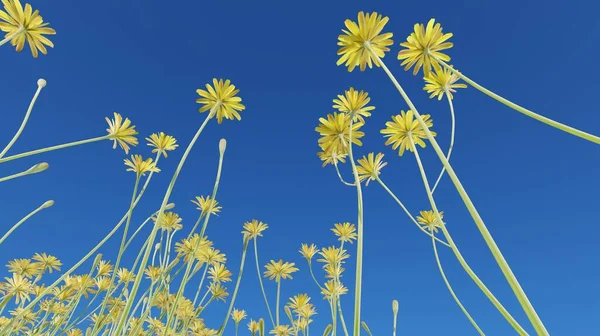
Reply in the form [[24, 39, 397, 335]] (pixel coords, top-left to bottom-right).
[[219, 238, 249, 335], [431, 94, 455, 194], [436, 58, 600, 145], [0, 135, 109, 164], [254, 238, 275, 327], [369, 47, 547, 335], [375, 177, 450, 247], [0, 200, 53, 246], [0, 162, 48, 184], [431, 233, 484, 335], [334, 162, 355, 186]]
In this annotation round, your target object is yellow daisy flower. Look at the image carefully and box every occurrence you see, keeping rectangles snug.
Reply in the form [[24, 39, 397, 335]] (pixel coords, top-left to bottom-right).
[[191, 196, 221, 216], [397, 18, 453, 76], [209, 282, 229, 302], [264, 260, 298, 281], [2, 273, 31, 303], [287, 293, 311, 312], [6, 258, 41, 278], [146, 132, 178, 158], [248, 320, 260, 334], [299, 243, 318, 261], [208, 263, 232, 283], [337, 11, 394, 72], [270, 325, 294, 336], [154, 212, 182, 231], [332, 87, 375, 121], [317, 247, 349, 266], [124, 154, 160, 176], [381, 110, 436, 156], [31, 253, 61, 274], [231, 309, 247, 324], [315, 112, 364, 154], [331, 222, 358, 243], [321, 280, 348, 300], [416, 210, 444, 233], [196, 78, 245, 124], [242, 219, 268, 239], [423, 65, 467, 100], [96, 260, 113, 277], [144, 266, 162, 282], [356, 152, 387, 185], [317, 147, 347, 167], [106, 112, 139, 154], [0, 0, 56, 58]]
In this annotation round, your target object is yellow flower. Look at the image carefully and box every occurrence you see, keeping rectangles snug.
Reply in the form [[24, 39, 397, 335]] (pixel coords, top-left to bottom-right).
[[270, 325, 294, 336], [337, 11, 393, 72], [232, 309, 247, 324], [356, 153, 387, 185], [287, 293, 311, 313], [2, 273, 31, 304], [397, 18, 453, 76], [106, 112, 139, 154], [299, 243, 318, 261], [191, 196, 221, 216], [416, 210, 444, 233], [332, 87, 375, 122], [242, 219, 268, 239], [196, 78, 245, 124], [66, 328, 83, 336], [208, 263, 232, 283], [144, 266, 162, 282], [264, 260, 298, 281], [0, 0, 56, 58], [321, 280, 348, 300], [6, 258, 41, 278], [381, 110, 436, 156], [94, 277, 111, 292], [32, 253, 61, 274], [315, 113, 364, 154], [96, 260, 113, 277], [209, 282, 229, 302], [248, 320, 260, 334], [154, 212, 183, 231], [423, 65, 467, 100], [317, 147, 347, 167], [317, 247, 349, 266], [124, 154, 160, 176], [331, 223, 358, 243], [146, 132, 178, 158], [116, 268, 135, 283]]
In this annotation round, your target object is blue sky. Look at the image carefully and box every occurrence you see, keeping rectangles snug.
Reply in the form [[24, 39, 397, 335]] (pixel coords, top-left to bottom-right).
[[1, 0, 599, 335]]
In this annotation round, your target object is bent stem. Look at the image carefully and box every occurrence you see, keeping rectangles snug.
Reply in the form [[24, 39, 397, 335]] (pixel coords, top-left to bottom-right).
[[431, 94, 456, 194], [369, 46, 547, 335], [254, 238, 275, 327], [431, 233, 484, 335], [436, 58, 600, 145], [0, 135, 110, 164], [411, 139, 527, 335], [219, 237, 249, 335], [334, 162, 355, 186], [0, 200, 53, 246]]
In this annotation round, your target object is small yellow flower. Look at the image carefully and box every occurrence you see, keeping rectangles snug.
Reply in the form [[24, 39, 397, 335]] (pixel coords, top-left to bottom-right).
[[196, 78, 245, 124], [248, 320, 260, 334], [232, 309, 247, 324], [6, 258, 41, 278], [337, 11, 394, 72], [242, 219, 268, 239], [264, 260, 298, 281], [209, 282, 229, 302], [191, 196, 221, 216], [154, 212, 183, 231], [106, 112, 139, 154], [208, 263, 232, 283], [270, 325, 294, 336], [321, 280, 348, 300], [356, 153, 387, 185], [124, 154, 160, 176], [333, 87, 375, 122], [381, 110, 436, 156], [287, 293, 311, 312], [397, 18, 453, 76], [299, 243, 318, 261], [94, 277, 111, 292], [317, 247, 349, 266], [317, 147, 347, 167], [423, 65, 467, 100], [32, 253, 61, 274], [331, 223, 358, 243], [96, 260, 113, 277], [416, 210, 444, 233], [2, 273, 31, 304], [315, 113, 364, 154], [144, 266, 162, 282], [0, 0, 56, 58], [116, 268, 135, 283], [146, 132, 178, 158]]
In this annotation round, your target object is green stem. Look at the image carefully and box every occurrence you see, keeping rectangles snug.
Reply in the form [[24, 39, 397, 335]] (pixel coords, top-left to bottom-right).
[[370, 47, 547, 335], [219, 238, 249, 335], [307, 261, 324, 291], [0, 162, 48, 183], [437, 58, 600, 145], [192, 264, 209, 307], [0, 135, 109, 164], [431, 93, 455, 194], [276, 279, 281, 326], [336, 299, 349, 336], [334, 162, 355, 186], [254, 238, 276, 327], [431, 233, 484, 335], [0, 200, 53, 246]]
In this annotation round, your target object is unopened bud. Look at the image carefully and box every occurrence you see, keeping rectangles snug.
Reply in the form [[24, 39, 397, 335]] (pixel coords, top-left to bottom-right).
[[26, 162, 49, 174], [41, 200, 54, 209], [219, 138, 227, 156], [165, 203, 175, 210], [392, 299, 399, 315], [37, 78, 47, 88]]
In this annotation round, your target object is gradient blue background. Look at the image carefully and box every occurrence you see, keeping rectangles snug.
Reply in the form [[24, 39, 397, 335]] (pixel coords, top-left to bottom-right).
[[1, 0, 598, 335]]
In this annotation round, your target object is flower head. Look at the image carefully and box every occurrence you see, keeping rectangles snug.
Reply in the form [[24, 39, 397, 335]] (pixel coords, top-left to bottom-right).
[[337, 11, 394, 72], [0, 0, 56, 58], [248, 320, 260, 334], [124, 155, 160, 176], [333, 88, 375, 122], [209, 282, 229, 302], [208, 263, 232, 283], [381, 110, 436, 156], [6, 258, 41, 278], [321, 280, 348, 300], [106, 112, 138, 154], [32, 253, 61, 274], [417, 210, 444, 233], [331, 223, 358, 243], [196, 78, 245, 124], [423, 65, 467, 100], [146, 132, 178, 158], [264, 260, 298, 281], [397, 18, 453, 76], [356, 152, 387, 185], [232, 309, 247, 324], [154, 212, 183, 231], [299, 243, 318, 261], [315, 112, 364, 155], [317, 148, 347, 167], [270, 325, 294, 336], [191, 196, 221, 216], [242, 219, 268, 239]]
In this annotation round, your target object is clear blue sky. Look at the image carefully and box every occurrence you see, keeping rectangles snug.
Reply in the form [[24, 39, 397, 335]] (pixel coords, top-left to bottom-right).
[[1, 0, 599, 335]]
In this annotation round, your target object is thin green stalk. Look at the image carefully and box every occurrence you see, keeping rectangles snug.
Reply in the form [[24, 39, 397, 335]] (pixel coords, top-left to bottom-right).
[[336, 299, 349, 336], [437, 58, 600, 145], [0, 135, 109, 164], [0, 80, 46, 159], [370, 47, 547, 335], [192, 264, 209, 307], [334, 162, 355, 186], [307, 261, 324, 291], [0, 200, 53, 246], [431, 233, 484, 335], [375, 177, 451, 247], [112, 110, 215, 335], [431, 93, 456, 194], [0, 162, 49, 184], [276, 279, 281, 326], [219, 237, 249, 335], [411, 139, 527, 335], [254, 238, 276, 327]]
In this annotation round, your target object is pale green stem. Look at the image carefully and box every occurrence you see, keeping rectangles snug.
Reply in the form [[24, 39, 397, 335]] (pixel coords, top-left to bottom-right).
[[0, 26, 24, 47], [219, 238, 249, 335], [276, 279, 281, 326], [334, 162, 355, 186], [0, 200, 53, 246], [0, 162, 48, 183], [112, 110, 215, 335], [411, 138, 527, 335], [375, 177, 451, 247], [431, 233, 484, 335], [337, 299, 349, 336], [307, 261, 324, 291], [437, 57, 600, 145], [192, 264, 209, 307], [254, 238, 276, 327], [0, 135, 109, 164], [431, 93, 456, 194], [370, 47, 546, 335]]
